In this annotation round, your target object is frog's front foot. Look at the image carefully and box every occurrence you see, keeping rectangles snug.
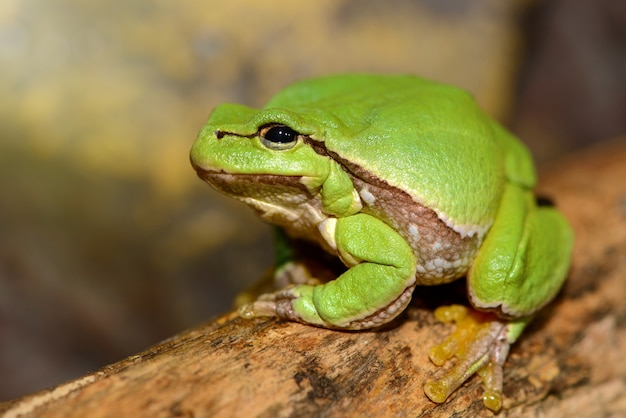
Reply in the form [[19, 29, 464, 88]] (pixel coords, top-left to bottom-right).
[[424, 305, 517, 412], [238, 286, 305, 322]]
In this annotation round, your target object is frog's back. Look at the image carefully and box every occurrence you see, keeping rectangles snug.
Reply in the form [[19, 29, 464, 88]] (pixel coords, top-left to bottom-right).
[[261, 74, 535, 238]]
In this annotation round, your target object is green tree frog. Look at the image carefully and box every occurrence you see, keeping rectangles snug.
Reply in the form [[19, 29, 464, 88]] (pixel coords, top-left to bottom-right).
[[190, 74, 573, 411]]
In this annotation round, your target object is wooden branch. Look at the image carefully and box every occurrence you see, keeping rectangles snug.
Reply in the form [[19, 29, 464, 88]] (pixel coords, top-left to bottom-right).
[[3, 138, 626, 417]]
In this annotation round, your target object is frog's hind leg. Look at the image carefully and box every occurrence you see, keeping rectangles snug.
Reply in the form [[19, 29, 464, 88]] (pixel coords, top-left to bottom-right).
[[425, 184, 573, 411], [469, 187, 574, 317]]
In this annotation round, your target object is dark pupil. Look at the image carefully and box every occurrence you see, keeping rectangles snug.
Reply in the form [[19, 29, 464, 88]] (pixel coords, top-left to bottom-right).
[[264, 125, 297, 143]]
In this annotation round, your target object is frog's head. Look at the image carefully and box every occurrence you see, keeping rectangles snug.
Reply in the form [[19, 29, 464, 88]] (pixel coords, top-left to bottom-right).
[[190, 104, 336, 223]]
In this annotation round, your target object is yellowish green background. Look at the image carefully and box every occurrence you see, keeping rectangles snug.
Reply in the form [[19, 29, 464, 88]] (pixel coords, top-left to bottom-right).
[[1, 0, 623, 400]]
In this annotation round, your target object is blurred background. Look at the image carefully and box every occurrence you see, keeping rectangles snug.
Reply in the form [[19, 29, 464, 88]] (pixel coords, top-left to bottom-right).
[[1, 0, 624, 401]]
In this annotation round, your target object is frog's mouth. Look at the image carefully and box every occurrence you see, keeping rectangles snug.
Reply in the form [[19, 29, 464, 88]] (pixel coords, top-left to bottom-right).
[[194, 169, 321, 226], [195, 169, 310, 198]]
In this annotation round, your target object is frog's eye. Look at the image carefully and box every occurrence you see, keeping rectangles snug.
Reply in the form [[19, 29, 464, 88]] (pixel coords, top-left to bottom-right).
[[259, 125, 299, 150]]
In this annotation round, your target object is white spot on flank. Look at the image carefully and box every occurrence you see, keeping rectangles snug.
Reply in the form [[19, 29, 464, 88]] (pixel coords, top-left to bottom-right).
[[359, 187, 376, 205], [408, 224, 419, 240], [422, 257, 460, 275]]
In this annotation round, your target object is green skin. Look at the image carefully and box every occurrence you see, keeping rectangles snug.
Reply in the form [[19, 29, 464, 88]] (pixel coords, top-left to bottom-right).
[[190, 74, 573, 411]]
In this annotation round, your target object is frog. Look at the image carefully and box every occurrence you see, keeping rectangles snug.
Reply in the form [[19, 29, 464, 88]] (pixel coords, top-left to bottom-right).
[[189, 74, 573, 412]]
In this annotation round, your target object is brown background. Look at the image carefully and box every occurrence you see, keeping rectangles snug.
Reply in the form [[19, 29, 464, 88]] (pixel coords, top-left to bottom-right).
[[1, 0, 624, 400]]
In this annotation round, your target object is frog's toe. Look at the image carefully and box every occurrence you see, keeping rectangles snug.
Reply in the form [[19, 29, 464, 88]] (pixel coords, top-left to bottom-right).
[[238, 287, 300, 320], [424, 305, 511, 412], [238, 300, 278, 319], [479, 360, 505, 412]]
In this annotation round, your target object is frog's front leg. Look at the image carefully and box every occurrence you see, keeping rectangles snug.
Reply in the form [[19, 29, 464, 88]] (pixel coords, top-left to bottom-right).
[[233, 227, 326, 308], [239, 213, 417, 330], [425, 183, 573, 412]]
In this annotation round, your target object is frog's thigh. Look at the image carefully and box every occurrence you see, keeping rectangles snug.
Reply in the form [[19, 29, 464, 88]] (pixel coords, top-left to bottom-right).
[[469, 184, 573, 317], [309, 213, 417, 328], [509, 205, 573, 314]]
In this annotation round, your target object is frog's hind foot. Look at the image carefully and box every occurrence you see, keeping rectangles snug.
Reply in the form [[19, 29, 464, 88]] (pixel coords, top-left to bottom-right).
[[424, 305, 519, 412]]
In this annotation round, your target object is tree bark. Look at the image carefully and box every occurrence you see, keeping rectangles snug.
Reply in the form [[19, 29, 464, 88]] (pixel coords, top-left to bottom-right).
[[2, 138, 626, 418]]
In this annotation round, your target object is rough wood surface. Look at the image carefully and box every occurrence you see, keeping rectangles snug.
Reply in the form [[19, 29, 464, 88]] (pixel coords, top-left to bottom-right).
[[2, 138, 626, 418]]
